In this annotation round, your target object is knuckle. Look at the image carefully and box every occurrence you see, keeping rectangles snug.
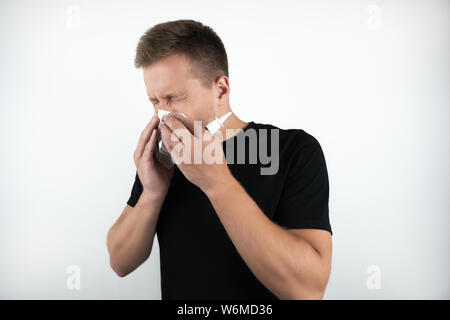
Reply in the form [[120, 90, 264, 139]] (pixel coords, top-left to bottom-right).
[[165, 116, 173, 125]]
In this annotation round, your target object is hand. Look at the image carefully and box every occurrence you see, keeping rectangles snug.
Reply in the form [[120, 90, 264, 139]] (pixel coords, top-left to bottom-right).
[[159, 113, 232, 195], [133, 112, 174, 199]]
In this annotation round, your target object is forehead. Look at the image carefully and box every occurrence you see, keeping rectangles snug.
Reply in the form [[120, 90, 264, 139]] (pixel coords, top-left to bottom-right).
[[143, 53, 194, 97]]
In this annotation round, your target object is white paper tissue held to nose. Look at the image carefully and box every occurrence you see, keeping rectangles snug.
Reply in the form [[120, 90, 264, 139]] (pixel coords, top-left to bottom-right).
[[153, 109, 233, 169]]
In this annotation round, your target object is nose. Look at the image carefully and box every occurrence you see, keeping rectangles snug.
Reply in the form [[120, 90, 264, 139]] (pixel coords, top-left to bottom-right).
[[157, 101, 168, 109], [155, 103, 172, 114]]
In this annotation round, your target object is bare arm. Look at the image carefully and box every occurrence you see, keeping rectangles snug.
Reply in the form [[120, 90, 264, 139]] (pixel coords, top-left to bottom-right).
[[107, 111, 173, 277], [106, 192, 165, 277], [206, 177, 332, 299]]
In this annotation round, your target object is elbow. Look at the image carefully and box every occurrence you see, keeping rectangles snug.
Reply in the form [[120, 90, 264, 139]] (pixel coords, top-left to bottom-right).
[[285, 285, 326, 300], [107, 235, 130, 277], [283, 249, 331, 299], [114, 269, 129, 278], [302, 288, 326, 300], [107, 244, 131, 278], [107, 247, 148, 278], [106, 231, 151, 278], [109, 259, 131, 278], [281, 274, 328, 300]]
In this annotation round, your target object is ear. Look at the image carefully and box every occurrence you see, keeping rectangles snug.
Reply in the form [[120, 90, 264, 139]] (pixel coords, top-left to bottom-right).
[[215, 76, 230, 100]]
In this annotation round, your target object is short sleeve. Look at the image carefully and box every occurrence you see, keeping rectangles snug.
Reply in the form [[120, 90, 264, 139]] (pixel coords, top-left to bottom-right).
[[274, 134, 332, 235], [126, 171, 143, 207]]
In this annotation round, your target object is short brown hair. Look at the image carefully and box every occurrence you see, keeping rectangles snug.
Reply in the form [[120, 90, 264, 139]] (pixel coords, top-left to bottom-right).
[[135, 19, 229, 88]]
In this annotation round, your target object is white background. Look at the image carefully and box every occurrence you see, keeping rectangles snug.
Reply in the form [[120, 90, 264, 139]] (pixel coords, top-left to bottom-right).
[[0, 0, 448, 299]]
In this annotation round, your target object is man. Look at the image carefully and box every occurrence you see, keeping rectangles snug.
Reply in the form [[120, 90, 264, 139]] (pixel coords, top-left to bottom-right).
[[106, 19, 333, 300]]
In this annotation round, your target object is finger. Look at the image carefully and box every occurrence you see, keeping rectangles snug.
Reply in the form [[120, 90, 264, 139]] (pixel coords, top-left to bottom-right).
[[163, 119, 198, 155], [160, 123, 189, 166], [160, 122, 177, 153], [136, 113, 158, 151], [162, 113, 188, 133], [142, 128, 158, 164], [170, 113, 195, 135], [135, 113, 159, 160], [162, 114, 195, 145]]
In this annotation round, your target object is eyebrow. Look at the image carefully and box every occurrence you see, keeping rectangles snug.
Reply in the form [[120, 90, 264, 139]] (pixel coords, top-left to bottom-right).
[[148, 92, 186, 101]]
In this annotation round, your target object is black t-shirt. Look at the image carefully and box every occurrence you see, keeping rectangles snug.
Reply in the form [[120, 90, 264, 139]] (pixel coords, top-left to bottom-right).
[[126, 120, 332, 299]]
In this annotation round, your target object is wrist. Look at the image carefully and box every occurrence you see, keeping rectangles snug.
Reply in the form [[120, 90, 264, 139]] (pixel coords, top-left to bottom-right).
[[204, 171, 239, 201], [140, 189, 167, 205]]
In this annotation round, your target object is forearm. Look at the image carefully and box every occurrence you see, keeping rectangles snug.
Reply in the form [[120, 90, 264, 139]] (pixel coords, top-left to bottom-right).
[[107, 191, 164, 276], [205, 176, 327, 299]]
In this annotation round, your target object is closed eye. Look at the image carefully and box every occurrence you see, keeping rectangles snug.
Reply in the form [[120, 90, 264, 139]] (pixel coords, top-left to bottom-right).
[[149, 95, 185, 105]]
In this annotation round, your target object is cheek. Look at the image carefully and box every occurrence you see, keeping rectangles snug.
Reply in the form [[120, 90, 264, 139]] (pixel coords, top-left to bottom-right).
[[183, 100, 213, 123]]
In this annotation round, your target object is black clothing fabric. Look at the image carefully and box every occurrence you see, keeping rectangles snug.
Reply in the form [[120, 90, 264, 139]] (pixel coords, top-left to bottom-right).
[[126, 120, 332, 299]]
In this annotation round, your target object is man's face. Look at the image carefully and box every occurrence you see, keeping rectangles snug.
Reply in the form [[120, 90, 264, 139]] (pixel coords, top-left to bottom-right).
[[143, 53, 216, 125]]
